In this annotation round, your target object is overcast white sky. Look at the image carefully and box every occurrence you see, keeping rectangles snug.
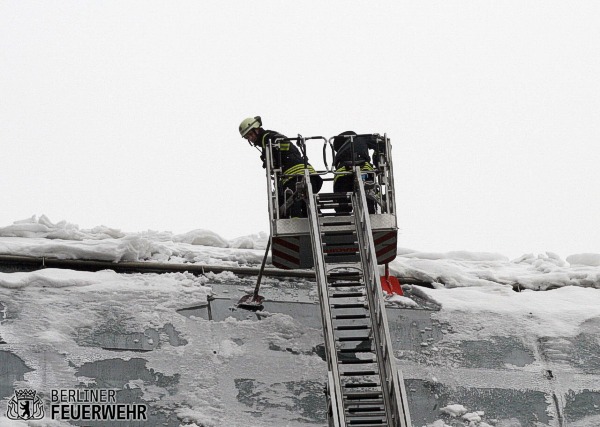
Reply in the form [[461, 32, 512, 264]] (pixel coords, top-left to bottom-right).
[[2, 1, 599, 259]]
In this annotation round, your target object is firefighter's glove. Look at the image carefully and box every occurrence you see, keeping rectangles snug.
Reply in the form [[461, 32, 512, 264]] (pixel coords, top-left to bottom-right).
[[260, 152, 266, 169]]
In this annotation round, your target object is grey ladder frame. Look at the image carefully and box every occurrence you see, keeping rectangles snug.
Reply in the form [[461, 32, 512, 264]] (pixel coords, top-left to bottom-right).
[[304, 168, 412, 427]]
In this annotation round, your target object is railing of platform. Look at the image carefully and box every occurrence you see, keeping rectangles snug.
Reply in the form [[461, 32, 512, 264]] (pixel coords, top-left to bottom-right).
[[263, 133, 397, 228]]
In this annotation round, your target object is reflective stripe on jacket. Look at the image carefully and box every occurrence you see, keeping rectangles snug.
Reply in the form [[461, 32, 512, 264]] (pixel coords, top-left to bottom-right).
[[282, 163, 317, 184], [334, 162, 374, 183]]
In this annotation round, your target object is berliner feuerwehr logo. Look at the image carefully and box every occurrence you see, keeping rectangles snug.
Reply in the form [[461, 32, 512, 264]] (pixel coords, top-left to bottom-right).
[[6, 389, 45, 420]]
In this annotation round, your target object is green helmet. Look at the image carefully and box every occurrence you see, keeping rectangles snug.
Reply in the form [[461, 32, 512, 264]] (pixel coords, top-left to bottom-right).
[[239, 116, 262, 137]]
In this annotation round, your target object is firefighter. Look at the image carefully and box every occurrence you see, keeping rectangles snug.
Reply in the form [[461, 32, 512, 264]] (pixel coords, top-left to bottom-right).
[[332, 131, 381, 214], [239, 116, 323, 217]]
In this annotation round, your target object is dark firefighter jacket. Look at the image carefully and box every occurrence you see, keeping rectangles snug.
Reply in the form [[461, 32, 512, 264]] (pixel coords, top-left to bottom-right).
[[333, 133, 382, 168], [332, 132, 382, 182], [258, 129, 316, 184]]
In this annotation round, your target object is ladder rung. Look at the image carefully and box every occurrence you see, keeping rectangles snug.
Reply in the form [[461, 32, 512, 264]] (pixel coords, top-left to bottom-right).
[[318, 205, 351, 209], [321, 221, 354, 232], [346, 416, 387, 425], [346, 411, 386, 417], [335, 325, 370, 331], [339, 358, 376, 365], [331, 303, 366, 309], [337, 341, 373, 354], [344, 398, 385, 411], [337, 335, 371, 342], [331, 291, 364, 298], [328, 276, 362, 283], [343, 382, 379, 389], [328, 271, 362, 277], [346, 417, 387, 426], [317, 210, 354, 216], [346, 410, 386, 417], [346, 405, 384, 411], [338, 345, 373, 354], [328, 281, 364, 288], [320, 212, 352, 217], [321, 230, 358, 236], [322, 232, 357, 239], [344, 392, 383, 400], [318, 199, 351, 204], [324, 256, 360, 262], [333, 314, 368, 320], [327, 271, 361, 276], [324, 251, 358, 257], [341, 370, 378, 376], [322, 241, 358, 247], [317, 193, 352, 200]]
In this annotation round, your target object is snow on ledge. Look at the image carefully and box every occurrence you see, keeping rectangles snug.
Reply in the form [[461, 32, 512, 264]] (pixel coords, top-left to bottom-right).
[[0, 215, 599, 291]]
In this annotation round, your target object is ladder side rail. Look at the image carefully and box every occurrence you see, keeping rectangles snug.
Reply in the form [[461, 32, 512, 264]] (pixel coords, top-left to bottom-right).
[[264, 139, 279, 228], [397, 367, 412, 426], [353, 175, 397, 425], [304, 170, 347, 427], [384, 133, 397, 216], [372, 134, 391, 215], [353, 167, 412, 427], [327, 371, 342, 427]]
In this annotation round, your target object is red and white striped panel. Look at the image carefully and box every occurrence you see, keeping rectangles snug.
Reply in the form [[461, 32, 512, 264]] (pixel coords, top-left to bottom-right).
[[373, 231, 397, 264], [271, 236, 301, 270]]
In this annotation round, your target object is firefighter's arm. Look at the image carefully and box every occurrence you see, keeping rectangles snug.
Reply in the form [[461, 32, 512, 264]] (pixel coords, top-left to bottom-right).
[[260, 151, 266, 169]]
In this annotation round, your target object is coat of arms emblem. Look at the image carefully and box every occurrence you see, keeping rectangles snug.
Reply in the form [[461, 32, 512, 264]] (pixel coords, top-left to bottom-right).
[[6, 389, 45, 420]]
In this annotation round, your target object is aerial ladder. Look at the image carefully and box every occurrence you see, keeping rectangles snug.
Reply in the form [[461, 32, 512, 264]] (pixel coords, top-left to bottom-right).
[[263, 134, 412, 427]]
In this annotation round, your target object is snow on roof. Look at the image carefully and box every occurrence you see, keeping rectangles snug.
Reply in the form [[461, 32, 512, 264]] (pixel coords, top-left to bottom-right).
[[1, 215, 599, 292]]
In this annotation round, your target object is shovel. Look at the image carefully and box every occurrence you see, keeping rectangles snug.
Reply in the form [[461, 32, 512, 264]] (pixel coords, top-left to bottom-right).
[[237, 238, 271, 311], [380, 263, 403, 295]]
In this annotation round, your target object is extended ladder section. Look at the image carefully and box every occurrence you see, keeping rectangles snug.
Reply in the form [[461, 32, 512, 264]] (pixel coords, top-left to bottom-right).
[[304, 168, 412, 427]]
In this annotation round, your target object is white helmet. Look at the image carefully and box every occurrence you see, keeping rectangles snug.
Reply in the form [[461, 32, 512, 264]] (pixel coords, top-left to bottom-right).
[[239, 116, 262, 137]]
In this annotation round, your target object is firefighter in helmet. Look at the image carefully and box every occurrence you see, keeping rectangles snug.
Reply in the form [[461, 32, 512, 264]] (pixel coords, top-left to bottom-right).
[[332, 131, 382, 214], [239, 116, 323, 217]]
